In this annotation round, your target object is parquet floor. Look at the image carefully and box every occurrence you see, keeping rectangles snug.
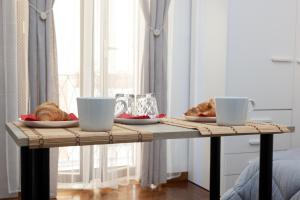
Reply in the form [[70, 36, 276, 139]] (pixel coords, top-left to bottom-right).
[[56, 181, 209, 200], [8, 181, 209, 200]]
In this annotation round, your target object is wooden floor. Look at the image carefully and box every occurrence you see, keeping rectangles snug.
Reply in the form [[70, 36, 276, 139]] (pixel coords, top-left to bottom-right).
[[56, 181, 209, 200], [8, 181, 209, 200]]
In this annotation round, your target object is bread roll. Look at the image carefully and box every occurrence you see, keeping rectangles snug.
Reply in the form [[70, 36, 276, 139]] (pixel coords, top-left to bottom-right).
[[35, 102, 69, 121], [185, 98, 216, 117]]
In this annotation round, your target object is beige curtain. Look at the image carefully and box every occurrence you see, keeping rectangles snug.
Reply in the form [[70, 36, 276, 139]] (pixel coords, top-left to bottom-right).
[[140, 0, 171, 187], [28, 0, 59, 197]]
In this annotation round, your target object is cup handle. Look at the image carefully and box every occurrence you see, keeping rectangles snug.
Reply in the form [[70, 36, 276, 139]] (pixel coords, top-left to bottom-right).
[[249, 99, 256, 110]]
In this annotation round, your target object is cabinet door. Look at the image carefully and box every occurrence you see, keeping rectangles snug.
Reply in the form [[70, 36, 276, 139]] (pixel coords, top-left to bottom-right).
[[226, 0, 297, 109]]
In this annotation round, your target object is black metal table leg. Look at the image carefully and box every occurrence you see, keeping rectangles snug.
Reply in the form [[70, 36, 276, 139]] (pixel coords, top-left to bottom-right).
[[259, 134, 273, 200], [210, 137, 221, 200], [21, 147, 50, 200]]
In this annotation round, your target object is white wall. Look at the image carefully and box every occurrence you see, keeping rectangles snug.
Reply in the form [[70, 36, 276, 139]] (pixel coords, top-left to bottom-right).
[[167, 0, 227, 186], [188, 0, 227, 189], [166, 0, 191, 174], [190, 0, 227, 103]]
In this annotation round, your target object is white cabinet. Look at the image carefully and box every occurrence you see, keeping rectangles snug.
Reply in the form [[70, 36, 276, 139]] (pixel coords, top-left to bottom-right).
[[221, 110, 292, 193], [223, 153, 258, 175], [226, 0, 297, 109], [221, 0, 298, 192], [188, 0, 300, 195], [223, 110, 292, 154]]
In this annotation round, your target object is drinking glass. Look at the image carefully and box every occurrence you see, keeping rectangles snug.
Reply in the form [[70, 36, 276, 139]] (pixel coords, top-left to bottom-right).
[[114, 94, 135, 116], [135, 93, 159, 118]]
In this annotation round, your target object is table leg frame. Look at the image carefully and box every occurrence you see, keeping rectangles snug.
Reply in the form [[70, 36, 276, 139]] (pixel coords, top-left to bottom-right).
[[21, 147, 50, 200], [18, 134, 274, 200], [259, 134, 274, 200], [210, 137, 221, 200], [209, 134, 274, 200]]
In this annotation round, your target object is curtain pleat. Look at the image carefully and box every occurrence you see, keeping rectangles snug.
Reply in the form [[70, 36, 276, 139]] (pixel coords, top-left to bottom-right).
[[139, 0, 171, 187], [0, 0, 20, 198], [28, 0, 59, 197]]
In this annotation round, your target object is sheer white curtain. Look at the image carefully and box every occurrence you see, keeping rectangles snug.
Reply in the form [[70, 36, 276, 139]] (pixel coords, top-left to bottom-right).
[[54, 0, 145, 189], [0, 0, 19, 198]]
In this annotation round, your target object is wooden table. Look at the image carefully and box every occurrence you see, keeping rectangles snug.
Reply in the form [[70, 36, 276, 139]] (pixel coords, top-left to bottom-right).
[[5, 121, 294, 200]]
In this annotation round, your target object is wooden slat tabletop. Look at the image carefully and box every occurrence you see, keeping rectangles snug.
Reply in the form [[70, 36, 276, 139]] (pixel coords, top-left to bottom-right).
[[5, 118, 294, 149]]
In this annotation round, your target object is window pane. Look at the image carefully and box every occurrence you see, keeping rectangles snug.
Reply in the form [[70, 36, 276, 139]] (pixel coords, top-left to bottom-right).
[[58, 147, 80, 172], [107, 0, 136, 96], [93, 0, 103, 96], [55, 0, 141, 175], [93, 0, 140, 169], [54, 0, 81, 173], [107, 144, 135, 167], [93, 0, 138, 97], [54, 0, 80, 113]]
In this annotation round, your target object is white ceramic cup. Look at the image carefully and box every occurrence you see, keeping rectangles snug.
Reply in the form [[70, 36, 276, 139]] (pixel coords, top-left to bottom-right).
[[77, 97, 115, 131], [215, 97, 255, 126]]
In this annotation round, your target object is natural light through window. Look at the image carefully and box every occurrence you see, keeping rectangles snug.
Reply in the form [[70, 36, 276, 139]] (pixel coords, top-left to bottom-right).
[[54, 0, 141, 181]]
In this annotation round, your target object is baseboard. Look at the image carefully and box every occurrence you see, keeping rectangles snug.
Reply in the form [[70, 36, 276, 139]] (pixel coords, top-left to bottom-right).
[[167, 172, 188, 183], [188, 180, 209, 192]]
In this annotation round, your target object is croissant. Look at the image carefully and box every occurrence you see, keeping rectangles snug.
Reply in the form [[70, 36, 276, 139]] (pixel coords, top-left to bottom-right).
[[35, 102, 69, 121], [185, 107, 201, 116], [185, 98, 216, 117]]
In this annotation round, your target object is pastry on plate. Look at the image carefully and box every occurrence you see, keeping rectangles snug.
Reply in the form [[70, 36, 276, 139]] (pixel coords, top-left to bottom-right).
[[35, 102, 69, 121], [185, 98, 216, 117]]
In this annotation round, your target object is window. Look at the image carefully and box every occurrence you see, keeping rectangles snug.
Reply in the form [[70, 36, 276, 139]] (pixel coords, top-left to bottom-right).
[[54, 0, 81, 176], [54, 0, 142, 186], [93, 0, 140, 97]]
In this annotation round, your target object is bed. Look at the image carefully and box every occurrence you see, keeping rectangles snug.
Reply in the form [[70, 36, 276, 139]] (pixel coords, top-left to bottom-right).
[[221, 149, 300, 200]]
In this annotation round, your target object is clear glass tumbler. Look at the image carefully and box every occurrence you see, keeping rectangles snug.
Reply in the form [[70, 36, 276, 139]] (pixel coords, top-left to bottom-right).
[[114, 94, 135, 116], [135, 93, 159, 118]]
